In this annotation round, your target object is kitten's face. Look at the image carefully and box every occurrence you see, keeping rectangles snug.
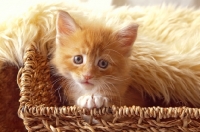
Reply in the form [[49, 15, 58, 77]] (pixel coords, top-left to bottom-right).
[[54, 28, 131, 91], [52, 11, 138, 97]]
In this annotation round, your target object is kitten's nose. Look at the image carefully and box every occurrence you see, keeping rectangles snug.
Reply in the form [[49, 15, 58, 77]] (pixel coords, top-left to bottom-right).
[[83, 74, 93, 80]]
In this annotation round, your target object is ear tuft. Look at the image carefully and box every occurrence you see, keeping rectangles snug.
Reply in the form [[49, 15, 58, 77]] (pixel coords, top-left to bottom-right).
[[56, 10, 80, 35], [116, 24, 138, 56]]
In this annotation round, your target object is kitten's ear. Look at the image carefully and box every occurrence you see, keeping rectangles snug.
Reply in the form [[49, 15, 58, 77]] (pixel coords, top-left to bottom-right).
[[116, 24, 138, 56], [56, 10, 80, 35]]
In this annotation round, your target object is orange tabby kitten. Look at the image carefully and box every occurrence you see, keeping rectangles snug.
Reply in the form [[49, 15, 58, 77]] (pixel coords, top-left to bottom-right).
[[51, 11, 147, 109]]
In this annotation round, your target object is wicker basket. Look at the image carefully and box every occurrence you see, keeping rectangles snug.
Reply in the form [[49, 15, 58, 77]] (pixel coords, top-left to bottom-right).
[[17, 45, 200, 132]]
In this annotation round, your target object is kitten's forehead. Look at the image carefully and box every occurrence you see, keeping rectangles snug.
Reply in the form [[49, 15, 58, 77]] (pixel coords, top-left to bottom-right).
[[80, 27, 115, 55]]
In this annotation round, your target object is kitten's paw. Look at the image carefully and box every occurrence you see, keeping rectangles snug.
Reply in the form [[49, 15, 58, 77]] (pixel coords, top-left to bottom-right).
[[77, 95, 109, 109]]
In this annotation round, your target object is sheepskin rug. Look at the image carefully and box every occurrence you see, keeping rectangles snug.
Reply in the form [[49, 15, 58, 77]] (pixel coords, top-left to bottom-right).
[[0, 1, 200, 131]]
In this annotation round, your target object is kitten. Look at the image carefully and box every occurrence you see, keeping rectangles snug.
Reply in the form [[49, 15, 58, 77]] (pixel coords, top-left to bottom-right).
[[51, 10, 147, 110]]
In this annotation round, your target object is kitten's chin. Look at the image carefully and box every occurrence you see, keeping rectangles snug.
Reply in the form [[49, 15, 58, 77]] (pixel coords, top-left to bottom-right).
[[79, 82, 94, 90]]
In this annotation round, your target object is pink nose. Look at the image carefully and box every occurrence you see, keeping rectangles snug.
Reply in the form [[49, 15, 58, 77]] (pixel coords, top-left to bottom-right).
[[83, 75, 93, 80]]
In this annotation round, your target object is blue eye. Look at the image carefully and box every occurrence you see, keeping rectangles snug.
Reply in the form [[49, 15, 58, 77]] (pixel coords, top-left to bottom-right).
[[74, 55, 83, 64], [98, 59, 108, 69]]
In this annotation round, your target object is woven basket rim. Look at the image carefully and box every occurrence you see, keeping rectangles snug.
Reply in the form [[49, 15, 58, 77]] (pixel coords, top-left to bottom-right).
[[18, 103, 200, 119]]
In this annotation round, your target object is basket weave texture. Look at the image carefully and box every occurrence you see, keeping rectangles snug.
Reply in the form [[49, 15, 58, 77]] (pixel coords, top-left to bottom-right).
[[17, 45, 200, 132]]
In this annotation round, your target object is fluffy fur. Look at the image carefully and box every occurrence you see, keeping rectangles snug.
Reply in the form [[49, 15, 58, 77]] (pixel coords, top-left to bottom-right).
[[0, 2, 200, 107]]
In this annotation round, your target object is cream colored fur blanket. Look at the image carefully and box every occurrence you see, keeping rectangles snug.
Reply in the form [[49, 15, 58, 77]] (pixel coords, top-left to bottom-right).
[[1, 2, 200, 107]]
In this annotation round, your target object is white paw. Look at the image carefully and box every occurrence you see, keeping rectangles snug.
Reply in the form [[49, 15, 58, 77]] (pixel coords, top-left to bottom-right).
[[77, 95, 109, 109]]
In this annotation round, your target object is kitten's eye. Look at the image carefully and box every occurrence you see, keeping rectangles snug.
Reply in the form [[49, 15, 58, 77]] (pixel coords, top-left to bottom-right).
[[98, 59, 108, 69], [74, 55, 83, 64]]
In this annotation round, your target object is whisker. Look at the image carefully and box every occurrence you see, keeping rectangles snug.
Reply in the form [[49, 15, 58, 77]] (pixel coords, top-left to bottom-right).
[[52, 77, 63, 87], [104, 54, 116, 65], [55, 86, 62, 103], [96, 78, 122, 106], [104, 49, 123, 57], [102, 40, 118, 50], [102, 75, 130, 81], [106, 81, 122, 106]]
